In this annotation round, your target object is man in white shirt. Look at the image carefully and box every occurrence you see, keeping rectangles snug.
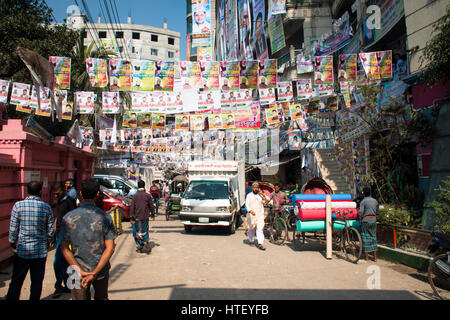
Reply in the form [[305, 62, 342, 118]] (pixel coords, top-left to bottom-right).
[[245, 182, 269, 250]]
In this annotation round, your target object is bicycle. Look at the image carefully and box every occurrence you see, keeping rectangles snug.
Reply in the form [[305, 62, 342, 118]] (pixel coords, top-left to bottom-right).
[[264, 205, 288, 245], [332, 210, 362, 263], [428, 232, 450, 300]]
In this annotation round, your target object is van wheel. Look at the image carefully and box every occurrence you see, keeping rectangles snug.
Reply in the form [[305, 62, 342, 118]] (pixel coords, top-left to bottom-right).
[[227, 219, 236, 234], [184, 225, 192, 233]]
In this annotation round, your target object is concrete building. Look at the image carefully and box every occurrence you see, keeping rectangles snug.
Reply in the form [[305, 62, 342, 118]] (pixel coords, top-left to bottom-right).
[[66, 11, 181, 74]]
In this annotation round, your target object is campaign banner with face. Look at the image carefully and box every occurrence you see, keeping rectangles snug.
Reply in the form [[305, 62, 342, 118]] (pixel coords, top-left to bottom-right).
[[377, 50, 393, 80], [314, 56, 334, 85], [253, 0, 268, 60], [132, 60, 155, 91], [86, 58, 108, 88], [149, 91, 167, 113], [61, 102, 73, 121], [102, 92, 120, 114], [122, 111, 138, 128], [180, 61, 203, 89], [288, 130, 302, 151], [340, 83, 357, 109], [234, 102, 261, 130], [221, 113, 236, 129], [200, 61, 220, 90], [296, 79, 314, 100], [239, 60, 259, 89], [265, 106, 280, 125], [191, 33, 212, 48], [316, 84, 335, 97], [277, 81, 294, 102], [220, 90, 237, 112], [209, 113, 223, 130], [81, 127, 94, 147], [238, 0, 253, 60], [154, 61, 175, 91], [152, 113, 166, 129], [76, 91, 95, 114], [289, 104, 304, 120], [137, 114, 151, 128], [49, 56, 71, 89], [296, 50, 314, 74], [166, 92, 183, 114], [236, 89, 253, 108], [192, 0, 211, 35], [176, 114, 191, 130], [0, 80, 10, 103], [197, 90, 217, 112], [359, 52, 381, 80], [109, 59, 132, 91], [10, 82, 31, 106], [258, 59, 277, 89], [269, 0, 286, 17], [197, 46, 213, 61], [131, 91, 149, 113], [220, 61, 240, 91], [259, 87, 276, 105], [30, 86, 50, 109], [190, 114, 205, 131], [338, 54, 357, 82]]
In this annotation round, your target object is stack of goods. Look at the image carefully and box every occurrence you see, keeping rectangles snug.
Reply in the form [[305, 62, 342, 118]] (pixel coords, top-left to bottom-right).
[[291, 194, 360, 232]]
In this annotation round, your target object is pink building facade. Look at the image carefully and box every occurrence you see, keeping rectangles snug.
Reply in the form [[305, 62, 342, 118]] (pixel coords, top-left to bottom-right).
[[0, 119, 96, 262]]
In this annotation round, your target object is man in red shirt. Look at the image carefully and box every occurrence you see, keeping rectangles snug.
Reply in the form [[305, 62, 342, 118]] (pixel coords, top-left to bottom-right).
[[149, 181, 160, 219]]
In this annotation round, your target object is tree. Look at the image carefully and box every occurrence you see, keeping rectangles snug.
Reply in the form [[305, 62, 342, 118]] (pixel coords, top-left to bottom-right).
[[429, 178, 450, 235], [0, 0, 78, 135], [419, 8, 450, 86]]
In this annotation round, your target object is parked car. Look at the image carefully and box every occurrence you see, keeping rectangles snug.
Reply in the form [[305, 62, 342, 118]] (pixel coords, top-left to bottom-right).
[[93, 174, 138, 199], [97, 186, 131, 220]]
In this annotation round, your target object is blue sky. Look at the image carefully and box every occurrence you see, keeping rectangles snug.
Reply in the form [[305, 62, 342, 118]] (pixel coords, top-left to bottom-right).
[[45, 0, 187, 59]]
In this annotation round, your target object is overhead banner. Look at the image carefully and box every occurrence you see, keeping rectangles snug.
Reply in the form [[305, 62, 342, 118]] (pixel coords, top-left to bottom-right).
[[338, 54, 357, 82], [180, 61, 203, 90], [253, 0, 268, 60], [220, 61, 240, 91], [314, 56, 334, 85], [238, 0, 253, 60], [132, 60, 155, 91], [49, 56, 71, 89], [200, 61, 220, 90], [377, 50, 393, 80], [239, 60, 259, 89], [86, 58, 108, 88], [154, 61, 175, 91], [258, 59, 277, 89], [316, 11, 352, 56], [192, 0, 211, 34], [359, 52, 381, 80], [269, 0, 286, 17], [191, 33, 212, 48], [296, 50, 314, 74]]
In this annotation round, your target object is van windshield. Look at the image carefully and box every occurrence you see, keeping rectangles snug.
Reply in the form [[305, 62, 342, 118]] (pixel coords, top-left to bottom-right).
[[184, 181, 229, 200]]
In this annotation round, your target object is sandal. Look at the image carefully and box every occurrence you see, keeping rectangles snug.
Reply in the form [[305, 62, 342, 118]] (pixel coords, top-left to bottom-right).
[[256, 244, 266, 251]]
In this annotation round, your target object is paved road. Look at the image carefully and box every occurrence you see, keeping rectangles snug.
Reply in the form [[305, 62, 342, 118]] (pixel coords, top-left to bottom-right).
[[0, 207, 437, 300]]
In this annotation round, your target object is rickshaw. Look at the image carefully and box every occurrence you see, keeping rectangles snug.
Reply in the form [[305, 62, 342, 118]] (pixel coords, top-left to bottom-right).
[[166, 175, 189, 220]]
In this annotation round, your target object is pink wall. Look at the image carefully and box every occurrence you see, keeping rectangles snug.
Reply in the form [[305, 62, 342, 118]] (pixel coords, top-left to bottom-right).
[[0, 119, 96, 262], [412, 78, 449, 110]]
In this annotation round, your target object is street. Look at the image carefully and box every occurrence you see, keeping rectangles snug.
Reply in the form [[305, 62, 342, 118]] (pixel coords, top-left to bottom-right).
[[0, 205, 437, 300]]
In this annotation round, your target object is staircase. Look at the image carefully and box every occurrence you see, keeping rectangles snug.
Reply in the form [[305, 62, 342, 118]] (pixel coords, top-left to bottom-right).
[[314, 149, 352, 195]]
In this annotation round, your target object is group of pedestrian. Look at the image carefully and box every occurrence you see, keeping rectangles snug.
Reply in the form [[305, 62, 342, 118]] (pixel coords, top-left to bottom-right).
[[6, 178, 117, 301]]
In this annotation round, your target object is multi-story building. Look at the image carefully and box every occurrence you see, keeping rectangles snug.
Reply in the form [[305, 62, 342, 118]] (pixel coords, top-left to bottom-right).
[[66, 11, 181, 75]]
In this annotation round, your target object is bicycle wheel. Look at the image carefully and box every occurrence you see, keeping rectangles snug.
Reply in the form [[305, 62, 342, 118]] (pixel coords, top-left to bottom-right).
[[342, 227, 362, 263], [269, 217, 288, 245], [428, 253, 450, 300]]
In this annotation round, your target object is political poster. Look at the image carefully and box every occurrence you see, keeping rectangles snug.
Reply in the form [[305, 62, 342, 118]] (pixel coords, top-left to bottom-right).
[[180, 61, 203, 90], [338, 54, 357, 82], [277, 81, 294, 103], [176, 114, 190, 130], [296, 50, 314, 74], [296, 79, 314, 100], [220, 61, 240, 90], [81, 127, 94, 147], [86, 58, 108, 88], [192, 33, 212, 48], [359, 52, 381, 80], [259, 87, 276, 105], [109, 59, 132, 91], [200, 61, 220, 90], [220, 90, 237, 112], [76, 91, 95, 114], [190, 114, 205, 131], [235, 102, 261, 130], [154, 61, 175, 91], [289, 104, 304, 120], [253, 0, 268, 60], [265, 106, 280, 125], [267, 14, 286, 54], [0, 80, 10, 103], [236, 89, 253, 108], [192, 0, 211, 35], [152, 113, 166, 130], [131, 91, 149, 113], [314, 56, 334, 85], [30, 86, 50, 109], [225, 0, 239, 60], [61, 102, 73, 121], [209, 113, 223, 130], [377, 50, 393, 80], [132, 60, 155, 91], [258, 59, 277, 88], [10, 82, 30, 106], [197, 46, 213, 61], [197, 90, 216, 112], [123, 111, 138, 128], [316, 11, 352, 56], [239, 60, 259, 89], [269, 0, 286, 17], [102, 92, 120, 114], [238, 0, 253, 60], [138, 113, 152, 128], [166, 92, 183, 114], [288, 130, 302, 151], [221, 113, 236, 129], [49, 56, 71, 89]]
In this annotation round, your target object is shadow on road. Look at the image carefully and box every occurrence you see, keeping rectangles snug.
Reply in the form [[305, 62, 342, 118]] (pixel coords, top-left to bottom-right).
[[109, 283, 186, 294]]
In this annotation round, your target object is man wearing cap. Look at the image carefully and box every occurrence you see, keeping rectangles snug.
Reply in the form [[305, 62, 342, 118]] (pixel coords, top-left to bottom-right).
[[245, 182, 269, 250]]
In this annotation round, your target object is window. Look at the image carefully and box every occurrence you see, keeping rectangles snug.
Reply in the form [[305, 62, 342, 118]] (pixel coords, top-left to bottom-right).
[[115, 31, 124, 39], [168, 37, 175, 45], [132, 32, 140, 40], [151, 48, 158, 56], [98, 31, 107, 38], [151, 34, 158, 42], [132, 47, 135, 53], [168, 51, 175, 59]]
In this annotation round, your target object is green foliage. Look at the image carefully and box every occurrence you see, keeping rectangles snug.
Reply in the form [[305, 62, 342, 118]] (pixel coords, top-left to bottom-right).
[[378, 204, 422, 229], [420, 8, 450, 86], [0, 0, 78, 136], [429, 178, 450, 235]]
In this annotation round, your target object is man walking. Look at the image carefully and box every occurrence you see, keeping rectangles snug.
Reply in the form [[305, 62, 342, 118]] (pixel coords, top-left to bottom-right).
[[6, 181, 54, 300], [150, 181, 160, 219], [245, 182, 269, 251], [358, 186, 379, 262], [130, 180, 155, 254], [60, 179, 116, 300], [64, 178, 78, 203], [51, 182, 77, 298]]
